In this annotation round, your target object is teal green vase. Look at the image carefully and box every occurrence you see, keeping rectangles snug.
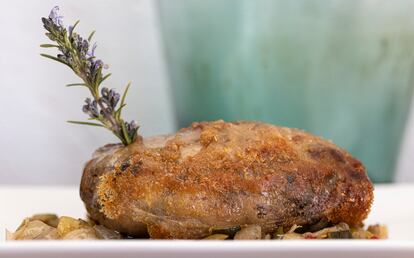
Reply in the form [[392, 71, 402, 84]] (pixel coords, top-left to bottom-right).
[[157, 0, 414, 182]]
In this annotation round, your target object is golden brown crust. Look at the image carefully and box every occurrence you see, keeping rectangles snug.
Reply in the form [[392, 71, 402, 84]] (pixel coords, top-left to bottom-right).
[[80, 120, 374, 239]]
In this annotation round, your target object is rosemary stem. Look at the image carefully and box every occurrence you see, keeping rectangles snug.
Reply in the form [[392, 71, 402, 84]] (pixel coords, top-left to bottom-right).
[[41, 6, 138, 145]]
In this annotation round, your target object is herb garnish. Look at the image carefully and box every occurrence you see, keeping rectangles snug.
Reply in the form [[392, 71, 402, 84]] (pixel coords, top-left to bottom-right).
[[40, 6, 138, 146]]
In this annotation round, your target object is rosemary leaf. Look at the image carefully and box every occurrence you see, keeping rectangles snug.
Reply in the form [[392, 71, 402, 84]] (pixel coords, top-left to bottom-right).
[[120, 120, 132, 145], [88, 30, 96, 42], [94, 66, 103, 90], [40, 53, 72, 68], [120, 83, 131, 108], [67, 120, 103, 127], [40, 44, 59, 48], [71, 20, 80, 32], [66, 83, 87, 87], [116, 83, 130, 120], [115, 104, 126, 120], [99, 73, 112, 85]]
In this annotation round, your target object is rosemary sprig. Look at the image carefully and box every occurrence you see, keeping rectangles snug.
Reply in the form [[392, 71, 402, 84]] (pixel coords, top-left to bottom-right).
[[40, 6, 138, 146]]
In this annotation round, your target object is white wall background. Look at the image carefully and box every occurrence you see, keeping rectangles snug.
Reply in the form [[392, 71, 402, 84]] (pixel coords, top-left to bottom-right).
[[0, 0, 412, 184]]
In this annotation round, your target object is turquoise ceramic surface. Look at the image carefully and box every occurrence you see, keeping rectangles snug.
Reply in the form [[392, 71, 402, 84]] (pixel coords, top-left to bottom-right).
[[158, 0, 414, 182]]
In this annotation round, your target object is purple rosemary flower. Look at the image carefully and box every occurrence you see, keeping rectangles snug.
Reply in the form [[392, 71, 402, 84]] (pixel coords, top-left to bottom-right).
[[82, 98, 99, 118], [87, 42, 97, 57], [89, 59, 103, 73], [49, 6, 63, 27], [100, 87, 120, 111], [129, 120, 139, 131], [125, 120, 139, 139]]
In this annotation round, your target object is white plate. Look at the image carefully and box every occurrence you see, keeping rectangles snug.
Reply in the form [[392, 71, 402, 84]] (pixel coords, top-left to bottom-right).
[[0, 184, 413, 258]]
